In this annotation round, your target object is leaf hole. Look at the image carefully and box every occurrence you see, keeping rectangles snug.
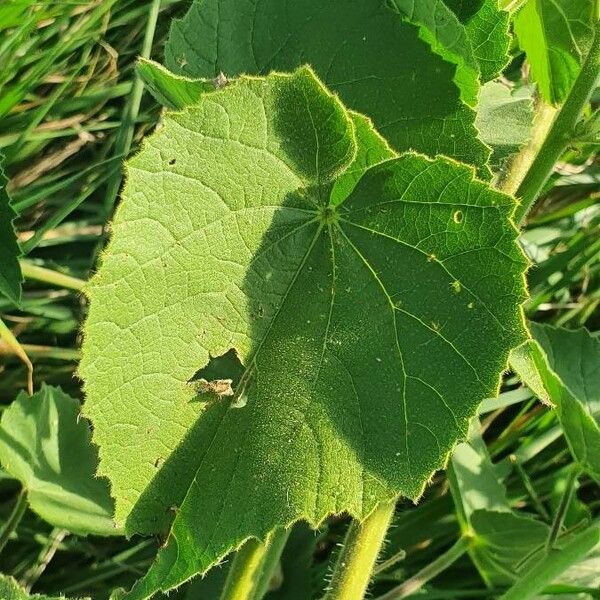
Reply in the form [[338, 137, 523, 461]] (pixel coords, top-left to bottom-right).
[[168, 158, 176, 165], [188, 348, 245, 404], [453, 210, 463, 224]]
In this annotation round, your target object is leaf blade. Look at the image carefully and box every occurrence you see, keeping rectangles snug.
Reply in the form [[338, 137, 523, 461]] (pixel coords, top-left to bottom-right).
[[80, 68, 527, 597]]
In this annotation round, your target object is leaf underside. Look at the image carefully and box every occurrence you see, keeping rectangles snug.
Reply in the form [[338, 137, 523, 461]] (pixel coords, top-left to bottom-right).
[[80, 68, 527, 597], [0, 153, 22, 305], [164, 0, 492, 176]]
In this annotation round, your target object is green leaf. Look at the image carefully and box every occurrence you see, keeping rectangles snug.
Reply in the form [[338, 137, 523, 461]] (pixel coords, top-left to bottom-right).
[[0, 384, 120, 536], [475, 82, 534, 173], [510, 323, 600, 482], [449, 437, 549, 586], [499, 525, 600, 600], [469, 510, 549, 586], [0, 574, 78, 599], [164, 0, 492, 175], [514, 0, 597, 105], [330, 112, 396, 206], [444, 0, 511, 82], [0, 152, 23, 306], [79, 68, 527, 597], [387, 0, 479, 106], [545, 545, 600, 599], [137, 58, 215, 110]]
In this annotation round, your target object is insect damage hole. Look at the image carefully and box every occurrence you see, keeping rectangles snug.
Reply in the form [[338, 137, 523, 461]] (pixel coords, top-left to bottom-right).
[[453, 210, 464, 224], [188, 348, 246, 407]]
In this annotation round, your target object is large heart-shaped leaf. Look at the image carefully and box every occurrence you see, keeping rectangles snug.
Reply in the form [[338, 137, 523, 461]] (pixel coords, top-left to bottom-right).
[[0, 384, 119, 536], [80, 68, 526, 596], [164, 0, 491, 175], [0, 153, 22, 306]]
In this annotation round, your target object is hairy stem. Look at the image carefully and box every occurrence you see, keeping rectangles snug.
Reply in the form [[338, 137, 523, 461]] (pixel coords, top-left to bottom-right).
[[499, 100, 557, 196], [220, 528, 289, 600], [0, 489, 28, 554], [513, 20, 600, 225], [325, 501, 396, 600], [375, 535, 470, 600]]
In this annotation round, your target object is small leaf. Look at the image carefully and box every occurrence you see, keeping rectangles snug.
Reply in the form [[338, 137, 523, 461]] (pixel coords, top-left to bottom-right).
[[449, 434, 549, 586], [137, 58, 215, 110], [510, 323, 600, 483], [80, 68, 527, 597], [164, 0, 492, 174], [475, 81, 534, 173], [0, 574, 77, 599], [469, 510, 549, 586], [0, 152, 23, 306], [514, 0, 597, 105], [0, 384, 120, 536], [444, 0, 511, 82]]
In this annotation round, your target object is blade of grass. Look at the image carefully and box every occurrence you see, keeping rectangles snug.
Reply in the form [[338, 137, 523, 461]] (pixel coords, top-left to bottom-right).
[[0, 317, 33, 395], [19, 261, 85, 291], [102, 0, 160, 216]]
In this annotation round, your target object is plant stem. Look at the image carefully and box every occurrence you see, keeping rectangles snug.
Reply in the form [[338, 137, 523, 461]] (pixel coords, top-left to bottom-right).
[[372, 548, 407, 576], [0, 489, 28, 554], [499, 525, 600, 600], [513, 20, 600, 225], [102, 0, 160, 216], [220, 528, 290, 600], [499, 100, 557, 196], [19, 261, 85, 292], [251, 528, 291, 599], [375, 535, 470, 600], [325, 501, 396, 600], [545, 467, 580, 552], [510, 455, 550, 521], [2, 343, 81, 361]]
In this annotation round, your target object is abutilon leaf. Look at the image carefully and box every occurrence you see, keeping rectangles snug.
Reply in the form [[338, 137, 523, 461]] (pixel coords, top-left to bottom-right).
[[164, 0, 492, 175], [79, 68, 527, 597], [444, 0, 511, 82], [0, 384, 119, 536]]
